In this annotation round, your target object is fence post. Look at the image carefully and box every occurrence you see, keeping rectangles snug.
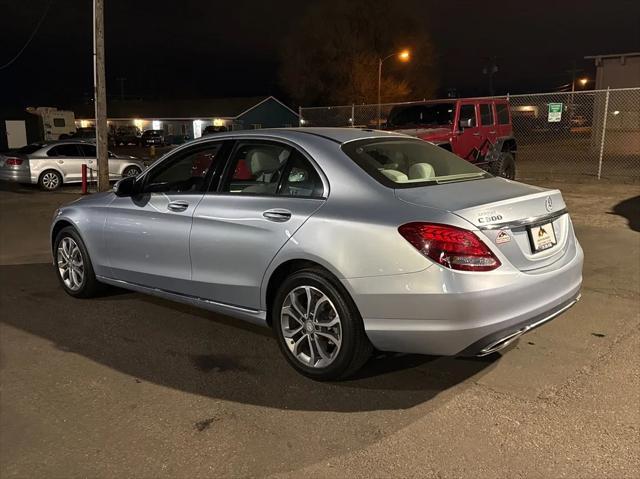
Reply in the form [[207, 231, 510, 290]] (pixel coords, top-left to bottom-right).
[[351, 104, 355, 127], [597, 87, 610, 180]]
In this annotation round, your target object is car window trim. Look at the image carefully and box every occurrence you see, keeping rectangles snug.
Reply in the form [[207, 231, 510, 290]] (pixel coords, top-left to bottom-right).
[[136, 139, 232, 195], [214, 139, 328, 199]]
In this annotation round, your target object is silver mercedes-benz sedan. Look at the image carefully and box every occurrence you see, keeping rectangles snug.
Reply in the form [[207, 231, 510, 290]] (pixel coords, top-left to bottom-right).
[[0, 140, 144, 190], [49, 128, 583, 380]]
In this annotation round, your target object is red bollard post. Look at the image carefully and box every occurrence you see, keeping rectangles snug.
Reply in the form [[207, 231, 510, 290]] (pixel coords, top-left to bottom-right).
[[81, 164, 88, 194]]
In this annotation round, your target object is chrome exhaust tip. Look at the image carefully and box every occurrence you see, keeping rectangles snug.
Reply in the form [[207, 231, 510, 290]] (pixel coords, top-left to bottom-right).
[[477, 329, 525, 356]]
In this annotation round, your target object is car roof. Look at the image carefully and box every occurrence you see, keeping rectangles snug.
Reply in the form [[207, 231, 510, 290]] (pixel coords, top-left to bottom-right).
[[190, 127, 407, 145]]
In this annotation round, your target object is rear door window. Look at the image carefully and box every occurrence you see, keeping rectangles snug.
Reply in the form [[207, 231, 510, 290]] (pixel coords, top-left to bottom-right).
[[79, 144, 97, 157], [222, 142, 291, 195], [479, 104, 494, 125], [496, 103, 510, 124], [278, 152, 324, 198], [47, 144, 83, 157]]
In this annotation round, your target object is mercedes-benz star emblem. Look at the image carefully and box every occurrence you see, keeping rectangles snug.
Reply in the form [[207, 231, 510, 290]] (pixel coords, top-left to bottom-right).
[[545, 196, 553, 212]]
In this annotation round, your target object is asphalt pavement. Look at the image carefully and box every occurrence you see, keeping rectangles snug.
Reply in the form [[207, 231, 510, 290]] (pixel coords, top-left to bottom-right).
[[0, 180, 638, 478]]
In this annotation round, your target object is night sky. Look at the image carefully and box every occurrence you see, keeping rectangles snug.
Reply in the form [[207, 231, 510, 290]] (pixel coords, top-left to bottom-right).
[[1, 0, 639, 109]]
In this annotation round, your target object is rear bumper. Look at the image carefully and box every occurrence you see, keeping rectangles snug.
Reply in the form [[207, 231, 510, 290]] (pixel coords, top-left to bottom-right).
[[0, 168, 32, 183], [343, 236, 584, 356]]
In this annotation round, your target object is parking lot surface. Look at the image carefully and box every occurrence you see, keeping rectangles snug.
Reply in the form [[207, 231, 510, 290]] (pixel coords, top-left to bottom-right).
[[0, 180, 638, 478]]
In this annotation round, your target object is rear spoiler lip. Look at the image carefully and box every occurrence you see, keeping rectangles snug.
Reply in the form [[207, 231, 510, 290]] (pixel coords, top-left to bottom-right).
[[476, 208, 569, 230]]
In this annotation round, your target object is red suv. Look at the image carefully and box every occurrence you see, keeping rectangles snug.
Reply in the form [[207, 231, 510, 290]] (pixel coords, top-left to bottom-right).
[[385, 99, 517, 179]]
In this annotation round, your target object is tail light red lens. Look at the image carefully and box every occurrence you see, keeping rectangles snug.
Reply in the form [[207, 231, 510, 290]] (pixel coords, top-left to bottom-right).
[[398, 222, 501, 272], [5, 158, 23, 165]]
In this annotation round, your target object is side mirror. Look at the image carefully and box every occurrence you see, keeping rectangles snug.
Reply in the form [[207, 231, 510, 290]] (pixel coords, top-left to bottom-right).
[[459, 118, 474, 129], [113, 175, 138, 197]]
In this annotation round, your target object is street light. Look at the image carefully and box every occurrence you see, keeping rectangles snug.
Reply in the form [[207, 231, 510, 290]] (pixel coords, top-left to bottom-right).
[[579, 77, 589, 87], [377, 49, 411, 128]]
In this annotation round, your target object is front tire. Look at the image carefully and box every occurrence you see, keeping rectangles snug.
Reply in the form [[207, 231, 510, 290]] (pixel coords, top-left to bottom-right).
[[39, 170, 63, 191], [272, 268, 372, 380], [54, 226, 102, 298], [489, 151, 516, 180]]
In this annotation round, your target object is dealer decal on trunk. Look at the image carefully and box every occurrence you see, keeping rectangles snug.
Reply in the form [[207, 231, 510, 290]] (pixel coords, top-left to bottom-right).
[[496, 231, 511, 244]]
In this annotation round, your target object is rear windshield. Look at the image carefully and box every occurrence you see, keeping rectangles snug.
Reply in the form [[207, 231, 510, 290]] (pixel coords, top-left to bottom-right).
[[387, 102, 455, 128], [341, 138, 491, 188], [17, 143, 45, 154]]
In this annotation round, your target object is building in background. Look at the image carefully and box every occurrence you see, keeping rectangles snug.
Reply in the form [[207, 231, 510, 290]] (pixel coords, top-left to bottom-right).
[[585, 52, 640, 89], [70, 96, 299, 144]]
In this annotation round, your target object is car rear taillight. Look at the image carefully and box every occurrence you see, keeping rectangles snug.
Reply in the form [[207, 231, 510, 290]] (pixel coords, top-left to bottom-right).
[[398, 222, 501, 272], [5, 157, 23, 165]]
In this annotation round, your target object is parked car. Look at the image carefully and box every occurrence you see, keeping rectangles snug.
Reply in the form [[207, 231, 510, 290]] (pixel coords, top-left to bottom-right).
[[141, 129, 165, 146], [115, 126, 142, 146], [0, 140, 144, 190], [203, 125, 228, 136], [49, 128, 582, 380], [73, 127, 117, 146], [385, 99, 517, 179]]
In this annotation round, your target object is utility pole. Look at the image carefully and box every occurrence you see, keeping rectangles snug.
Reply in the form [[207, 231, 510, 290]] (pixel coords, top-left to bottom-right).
[[483, 57, 498, 96], [93, 0, 109, 192]]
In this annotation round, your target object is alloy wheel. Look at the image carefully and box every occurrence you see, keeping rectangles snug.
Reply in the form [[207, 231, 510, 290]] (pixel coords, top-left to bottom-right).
[[42, 172, 60, 190], [57, 237, 85, 291], [280, 285, 342, 368]]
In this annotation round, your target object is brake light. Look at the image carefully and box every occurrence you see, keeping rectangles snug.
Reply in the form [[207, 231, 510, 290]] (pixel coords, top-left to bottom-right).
[[398, 222, 501, 272], [5, 157, 23, 165]]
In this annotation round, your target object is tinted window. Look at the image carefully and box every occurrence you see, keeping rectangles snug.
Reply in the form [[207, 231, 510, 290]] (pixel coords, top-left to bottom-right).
[[496, 103, 510, 124], [459, 104, 476, 127], [144, 144, 222, 194], [479, 104, 494, 125], [342, 138, 490, 188], [388, 103, 455, 127], [53, 118, 66, 127], [47, 144, 82, 157], [80, 144, 96, 157], [279, 153, 324, 198], [223, 142, 290, 195]]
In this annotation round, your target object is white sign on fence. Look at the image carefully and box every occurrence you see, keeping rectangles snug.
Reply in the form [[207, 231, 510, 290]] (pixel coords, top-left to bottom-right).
[[548, 103, 563, 122]]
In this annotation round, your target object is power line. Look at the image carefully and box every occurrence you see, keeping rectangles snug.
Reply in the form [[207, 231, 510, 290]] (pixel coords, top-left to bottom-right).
[[0, 0, 54, 71]]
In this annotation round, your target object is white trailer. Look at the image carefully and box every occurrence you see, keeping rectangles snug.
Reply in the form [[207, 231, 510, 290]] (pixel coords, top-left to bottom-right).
[[26, 107, 77, 141]]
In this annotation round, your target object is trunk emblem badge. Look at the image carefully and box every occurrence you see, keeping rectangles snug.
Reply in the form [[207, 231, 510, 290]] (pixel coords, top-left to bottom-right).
[[545, 196, 553, 212], [496, 231, 511, 244]]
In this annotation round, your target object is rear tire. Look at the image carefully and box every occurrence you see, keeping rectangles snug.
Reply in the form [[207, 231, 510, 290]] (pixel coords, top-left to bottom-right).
[[272, 267, 372, 381], [489, 151, 516, 180], [122, 165, 142, 178], [53, 226, 102, 298], [38, 170, 63, 191]]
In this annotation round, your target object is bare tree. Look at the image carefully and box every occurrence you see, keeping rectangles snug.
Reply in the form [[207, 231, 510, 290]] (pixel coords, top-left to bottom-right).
[[279, 0, 437, 106]]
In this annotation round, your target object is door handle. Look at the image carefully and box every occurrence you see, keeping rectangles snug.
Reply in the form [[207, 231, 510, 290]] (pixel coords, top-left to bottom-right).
[[167, 200, 189, 212], [489, 130, 496, 134], [472, 132, 481, 136], [263, 208, 292, 222]]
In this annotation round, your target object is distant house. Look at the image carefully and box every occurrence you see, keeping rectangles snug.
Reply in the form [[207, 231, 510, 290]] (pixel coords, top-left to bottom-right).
[[70, 96, 299, 140]]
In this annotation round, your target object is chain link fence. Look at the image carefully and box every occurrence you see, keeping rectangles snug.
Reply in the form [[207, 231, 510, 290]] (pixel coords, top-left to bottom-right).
[[299, 88, 640, 183]]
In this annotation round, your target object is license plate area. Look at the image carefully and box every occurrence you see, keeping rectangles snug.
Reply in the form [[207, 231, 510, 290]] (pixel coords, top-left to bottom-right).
[[527, 221, 557, 253]]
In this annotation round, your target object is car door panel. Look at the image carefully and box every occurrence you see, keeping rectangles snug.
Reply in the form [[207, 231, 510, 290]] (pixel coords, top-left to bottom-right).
[[452, 103, 483, 162], [105, 193, 203, 293], [103, 140, 226, 293], [189, 195, 325, 309]]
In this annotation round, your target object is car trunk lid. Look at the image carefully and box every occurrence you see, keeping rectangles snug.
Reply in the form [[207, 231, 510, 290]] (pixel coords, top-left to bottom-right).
[[395, 178, 572, 271]]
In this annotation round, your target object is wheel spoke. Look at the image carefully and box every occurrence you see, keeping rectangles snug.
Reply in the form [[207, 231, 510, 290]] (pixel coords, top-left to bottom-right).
[[289, 292, 306, 319], [292, 335, 306, 356], [315, 330, 341, 348], [282, 305, 304, 326], [306, 334, 316, 365], [283, 325, 303, 338], [313, 335, 331, 361], [312, 295, 328, 320], [304, 286, 312, 317]]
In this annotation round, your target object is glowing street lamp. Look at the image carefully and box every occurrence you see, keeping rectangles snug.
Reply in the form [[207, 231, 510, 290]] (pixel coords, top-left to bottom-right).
[[579, 77, 589, 87], [377, 49, 411, 128]]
